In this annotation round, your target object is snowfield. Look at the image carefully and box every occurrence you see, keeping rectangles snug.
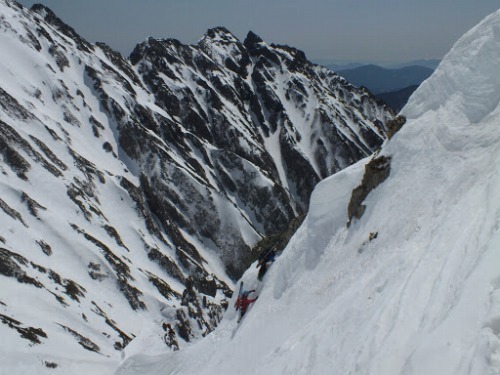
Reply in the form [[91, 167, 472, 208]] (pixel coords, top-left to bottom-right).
[[117, 9, 500, 375]]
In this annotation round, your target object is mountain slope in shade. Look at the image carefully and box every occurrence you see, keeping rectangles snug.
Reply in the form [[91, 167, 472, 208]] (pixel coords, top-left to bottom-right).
[[117, 9, 500, 375], [0, 0, 394, 372]]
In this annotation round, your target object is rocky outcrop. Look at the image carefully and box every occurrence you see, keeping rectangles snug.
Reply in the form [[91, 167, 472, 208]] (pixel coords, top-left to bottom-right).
[[348, 155, 392, 225]]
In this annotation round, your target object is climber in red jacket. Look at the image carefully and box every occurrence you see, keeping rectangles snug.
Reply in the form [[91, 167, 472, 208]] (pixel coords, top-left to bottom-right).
[[236, 290, 258, 320]]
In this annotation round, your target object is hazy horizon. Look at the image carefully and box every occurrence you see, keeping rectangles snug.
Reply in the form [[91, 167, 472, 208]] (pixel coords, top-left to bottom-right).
[[16, 0, 499, 65]]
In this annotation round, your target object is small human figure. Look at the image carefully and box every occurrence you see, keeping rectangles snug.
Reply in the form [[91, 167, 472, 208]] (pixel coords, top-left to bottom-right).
[[237, 290, 258, 320], [257, 248, 276, 281]]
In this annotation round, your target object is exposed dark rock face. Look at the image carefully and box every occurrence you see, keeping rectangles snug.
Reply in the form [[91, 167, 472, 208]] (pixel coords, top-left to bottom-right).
[[348, 155, 392, 225], [385, 115, 407, 139], [126, 27, 394, 277], [30, 3, 93, 53], [0, 248, 43, 287], [57, 324, 101, 353], [0, 313, 47, 345], [0, 0, 395, 359]]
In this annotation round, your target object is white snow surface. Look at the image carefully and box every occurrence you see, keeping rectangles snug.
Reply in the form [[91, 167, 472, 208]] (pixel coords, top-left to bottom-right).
[[117, 10, 500, 375]]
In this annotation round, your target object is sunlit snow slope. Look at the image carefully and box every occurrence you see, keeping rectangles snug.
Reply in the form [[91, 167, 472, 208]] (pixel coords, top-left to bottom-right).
[[118, 9, 500, 375]]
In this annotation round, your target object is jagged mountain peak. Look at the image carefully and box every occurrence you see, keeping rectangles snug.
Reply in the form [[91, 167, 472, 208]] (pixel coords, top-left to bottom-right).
[[244, 30, 264, 47], [132, 27, 313, 78], [30, 2, 93, 52], [197, 27, 248, 69], [129, 36, 190, 67], [201, 26, 240, 44], [132, 27, 243, 64], [30, 3, 60, 20], [241, 31, 287, 68]]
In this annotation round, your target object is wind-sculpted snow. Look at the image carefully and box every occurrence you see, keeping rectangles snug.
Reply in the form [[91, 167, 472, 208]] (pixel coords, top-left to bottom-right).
[[404, 9, 500, 123], [117, 9, 500, 375], [0, 0, 394, 372]]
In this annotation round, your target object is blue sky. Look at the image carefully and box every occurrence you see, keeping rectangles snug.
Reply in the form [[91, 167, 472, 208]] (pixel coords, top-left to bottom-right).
[[17, 0, 499, 64]]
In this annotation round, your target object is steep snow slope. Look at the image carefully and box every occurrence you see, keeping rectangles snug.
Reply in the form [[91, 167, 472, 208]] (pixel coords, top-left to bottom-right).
[[118, 9, 500, 375], [0, 1, 230, 372]]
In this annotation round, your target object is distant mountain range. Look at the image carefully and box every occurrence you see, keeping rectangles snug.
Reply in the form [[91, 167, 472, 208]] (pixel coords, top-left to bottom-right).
[[336, 64, 434, 94], [385, 59, 441, 70], [323, 59, 440, 72], [330, 64, 436, 112]]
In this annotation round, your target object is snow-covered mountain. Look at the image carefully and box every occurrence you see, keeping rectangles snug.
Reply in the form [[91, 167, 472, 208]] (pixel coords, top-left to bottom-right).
[[117, 8, 500, 375], [0, 0, 395, 372]]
